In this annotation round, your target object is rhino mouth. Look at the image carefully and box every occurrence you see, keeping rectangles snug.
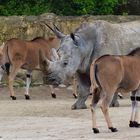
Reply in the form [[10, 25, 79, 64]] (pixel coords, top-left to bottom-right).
[[43, 72, 62, 86]]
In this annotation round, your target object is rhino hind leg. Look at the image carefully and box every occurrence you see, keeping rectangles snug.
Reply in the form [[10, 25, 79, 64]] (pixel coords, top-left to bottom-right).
[[71, 95, 88, 110], [71, 73, 90, 110], [109, 93, 119, 107]]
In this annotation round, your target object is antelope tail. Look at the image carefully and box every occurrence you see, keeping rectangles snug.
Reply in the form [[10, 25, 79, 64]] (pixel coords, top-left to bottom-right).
[[2, 42, 11, 75], [90, 59, 101, 94]]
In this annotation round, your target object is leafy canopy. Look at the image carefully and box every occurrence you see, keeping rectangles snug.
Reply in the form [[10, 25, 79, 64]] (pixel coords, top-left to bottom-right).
[[0, 0, 129, 16]]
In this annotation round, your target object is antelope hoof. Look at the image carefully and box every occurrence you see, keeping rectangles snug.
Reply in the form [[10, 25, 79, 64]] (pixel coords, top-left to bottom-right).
[[73, 93, 77, 99], [51, 93, 56, 98], [92, 128, 100, 134], [10, 96, 16, 100], [129, 121, 135, 127], [109, 127, 118, 132], [134, 121, 140, 128], [25, 95, 30, 100], [129, 121, 140, 128]]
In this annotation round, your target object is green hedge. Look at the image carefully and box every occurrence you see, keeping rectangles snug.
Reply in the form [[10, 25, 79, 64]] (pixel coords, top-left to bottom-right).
[[0, 0, 130, 16]]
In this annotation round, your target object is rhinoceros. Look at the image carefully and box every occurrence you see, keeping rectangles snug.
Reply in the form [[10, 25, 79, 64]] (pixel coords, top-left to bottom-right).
[[42, 20, 140, 109]]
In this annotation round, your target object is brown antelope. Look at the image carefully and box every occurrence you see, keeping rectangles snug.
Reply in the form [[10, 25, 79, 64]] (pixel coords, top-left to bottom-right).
[[0, 40, 78, 100], [0, 37, 60, 100], [90, 48, 140, 133]]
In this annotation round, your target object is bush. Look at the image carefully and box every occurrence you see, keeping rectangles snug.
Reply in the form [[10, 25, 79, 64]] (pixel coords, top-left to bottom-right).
[[0, 0, 49, 16], [0, 0, 134, 16]]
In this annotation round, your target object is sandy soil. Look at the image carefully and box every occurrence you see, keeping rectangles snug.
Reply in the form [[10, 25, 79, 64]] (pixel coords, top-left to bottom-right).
[[0, 85, 140, 140]]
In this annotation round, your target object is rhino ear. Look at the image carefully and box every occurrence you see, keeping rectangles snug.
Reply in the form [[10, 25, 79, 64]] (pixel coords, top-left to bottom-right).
[[70, 33, 78, 46], [70, 33, 75, 41]]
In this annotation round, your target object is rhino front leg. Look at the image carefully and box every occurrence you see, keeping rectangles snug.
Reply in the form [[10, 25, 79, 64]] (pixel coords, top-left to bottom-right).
[[71, 73, 90, 110]]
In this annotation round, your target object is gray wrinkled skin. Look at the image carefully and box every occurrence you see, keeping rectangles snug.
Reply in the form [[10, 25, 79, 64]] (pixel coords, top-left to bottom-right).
[[45, 20, 140, 109]]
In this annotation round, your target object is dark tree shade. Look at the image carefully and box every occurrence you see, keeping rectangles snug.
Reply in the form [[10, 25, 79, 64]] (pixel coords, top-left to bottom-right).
[[127, 0, 140, 15]]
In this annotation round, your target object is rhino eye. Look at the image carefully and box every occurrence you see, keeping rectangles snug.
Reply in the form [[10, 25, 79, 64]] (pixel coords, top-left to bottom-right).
[[63, 60, 68, 67], [57, 48, 60, 52]]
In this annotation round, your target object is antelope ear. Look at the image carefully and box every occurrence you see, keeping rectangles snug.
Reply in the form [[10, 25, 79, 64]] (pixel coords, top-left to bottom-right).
[[0, 42, 5, 50], [70, 33, 78, 46], [51, 48, 59, 61]]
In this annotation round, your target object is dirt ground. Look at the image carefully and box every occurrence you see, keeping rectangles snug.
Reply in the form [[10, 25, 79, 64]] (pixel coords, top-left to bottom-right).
[[0, 85, 140, 140]]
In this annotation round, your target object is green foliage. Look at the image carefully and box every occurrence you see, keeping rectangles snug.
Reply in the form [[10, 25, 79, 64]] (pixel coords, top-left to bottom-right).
[[48, 0, 95, 16], [47, 0, 74, 16], [47, 0, 127, 15], [0, 0, 49, 16], [116, 0, 128, 15], [0, 0, 130, 16], [93, 0, 119, 15], [73, 0, 95, 15]]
